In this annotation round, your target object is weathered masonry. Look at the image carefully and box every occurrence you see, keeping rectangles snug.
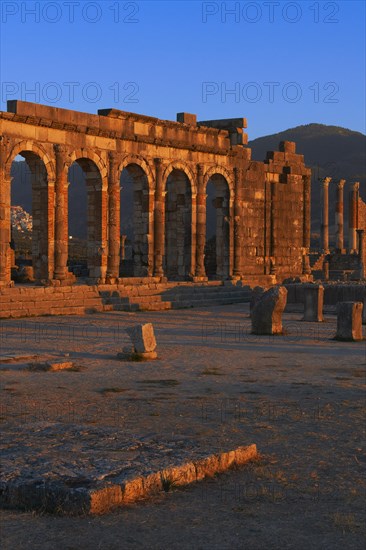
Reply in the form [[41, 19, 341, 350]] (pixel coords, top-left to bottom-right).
[[0, 101, 312, 287]]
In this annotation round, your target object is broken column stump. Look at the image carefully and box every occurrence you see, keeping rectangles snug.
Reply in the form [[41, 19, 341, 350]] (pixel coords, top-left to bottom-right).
[[118, 323, 158, 360], [249, 286, 265, 317], [335, 302, 363, 341], [251, 286, 287, 335], [302, 284, 324, 322]]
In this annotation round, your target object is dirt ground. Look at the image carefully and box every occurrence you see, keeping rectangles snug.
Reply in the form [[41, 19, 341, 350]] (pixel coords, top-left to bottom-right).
[[0, 303, 365, 549]]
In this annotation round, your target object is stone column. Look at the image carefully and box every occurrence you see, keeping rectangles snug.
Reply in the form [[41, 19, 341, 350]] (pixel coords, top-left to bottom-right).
[[106, 152, 120, 281], [195, 164, 206, 278], [53, 145, 69, 281], [120, 235, 126, 260], [335, 179, 345, 252], [302, 174, 311, 275], [233, 167, 243, 277], [303, 284, 324, 322], [357, 229, 364, 279], [270, 182, 277, 274], [320, 177, 331, 253], [153, 158, 165, 277], [349, 182, 359, 253], [0, 137, 11, 286]]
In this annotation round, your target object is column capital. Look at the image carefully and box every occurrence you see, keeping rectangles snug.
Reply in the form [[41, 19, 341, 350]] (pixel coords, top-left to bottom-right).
[[54, 144, 68, 156], [338, 179, 346, 189], [321, 177, 332, 187], [352, 181, 360, 192]]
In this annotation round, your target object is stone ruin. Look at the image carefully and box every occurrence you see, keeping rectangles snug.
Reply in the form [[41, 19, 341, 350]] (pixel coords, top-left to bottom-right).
[[251, 285, 287, 335], [0, 100, 312, 290], [118, 323, 158, 360], [335, 302, 363, 342], [302, 284, 324, 322], [313, 178, 366, 281]]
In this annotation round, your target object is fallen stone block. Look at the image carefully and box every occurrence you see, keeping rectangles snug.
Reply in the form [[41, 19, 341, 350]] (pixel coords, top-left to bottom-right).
[[251, 285, 287, 335], [335, 302, 363, 341], [302, 284, 324, 322], [125, 323, 157, 353], [28, 361, 75, 372]]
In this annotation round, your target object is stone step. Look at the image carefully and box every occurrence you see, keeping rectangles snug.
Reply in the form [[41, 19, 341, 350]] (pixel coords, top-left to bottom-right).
[[134, 302, 172, 311], [166, 292, 250, 301]]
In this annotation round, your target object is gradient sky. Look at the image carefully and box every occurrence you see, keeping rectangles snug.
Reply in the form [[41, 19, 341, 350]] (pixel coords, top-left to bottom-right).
[[0, 0, 365, 139]]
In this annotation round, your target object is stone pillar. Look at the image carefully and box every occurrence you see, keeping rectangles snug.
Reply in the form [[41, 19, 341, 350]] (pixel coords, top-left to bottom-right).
[[120, 235, 126, 260], [270, 182, 277, 274], [233, 167, 243, 277], [335, 302, 363, 341], [302, 174, 311, 275], [362, 297, 366, 325], [0, 137, 11, 286], [349, 182, 359, 253], [320, 177, 331, 253], [195, 164, 207, 278], [53, 145, 69, 281], [106, 152, 120, 281], [302, 284, 324, 322], [153, 158, 165, 277], [335, 179, 345, 252], [356, 229, 364, 279]]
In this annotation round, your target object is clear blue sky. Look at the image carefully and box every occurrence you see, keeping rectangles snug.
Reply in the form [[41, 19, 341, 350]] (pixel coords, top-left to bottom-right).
[[0, 0, 365, 138]]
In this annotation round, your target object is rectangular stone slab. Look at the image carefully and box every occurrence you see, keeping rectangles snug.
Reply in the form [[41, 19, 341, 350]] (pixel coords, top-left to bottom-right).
[[0, 444, 257, 515]]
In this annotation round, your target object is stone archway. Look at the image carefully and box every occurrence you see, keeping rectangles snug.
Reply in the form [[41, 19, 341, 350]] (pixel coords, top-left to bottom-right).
[[5, 142, 55, 282], [205, 174, 231, 279], [119, 160, 154, 277], [67, 156, 107, 281], [164, 168, 193, 280]]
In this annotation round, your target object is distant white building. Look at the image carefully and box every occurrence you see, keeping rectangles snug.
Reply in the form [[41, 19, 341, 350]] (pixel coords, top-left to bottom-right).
[[11, 206, 32, 233]]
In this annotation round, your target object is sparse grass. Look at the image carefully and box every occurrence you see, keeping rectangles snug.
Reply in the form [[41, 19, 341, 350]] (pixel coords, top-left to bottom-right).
[[99, 387, 127, 395], [332, 512, 360, 534], [137, 379, 180, 387], [160, 474, 178, 493], [201, 368, 224, 376]]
